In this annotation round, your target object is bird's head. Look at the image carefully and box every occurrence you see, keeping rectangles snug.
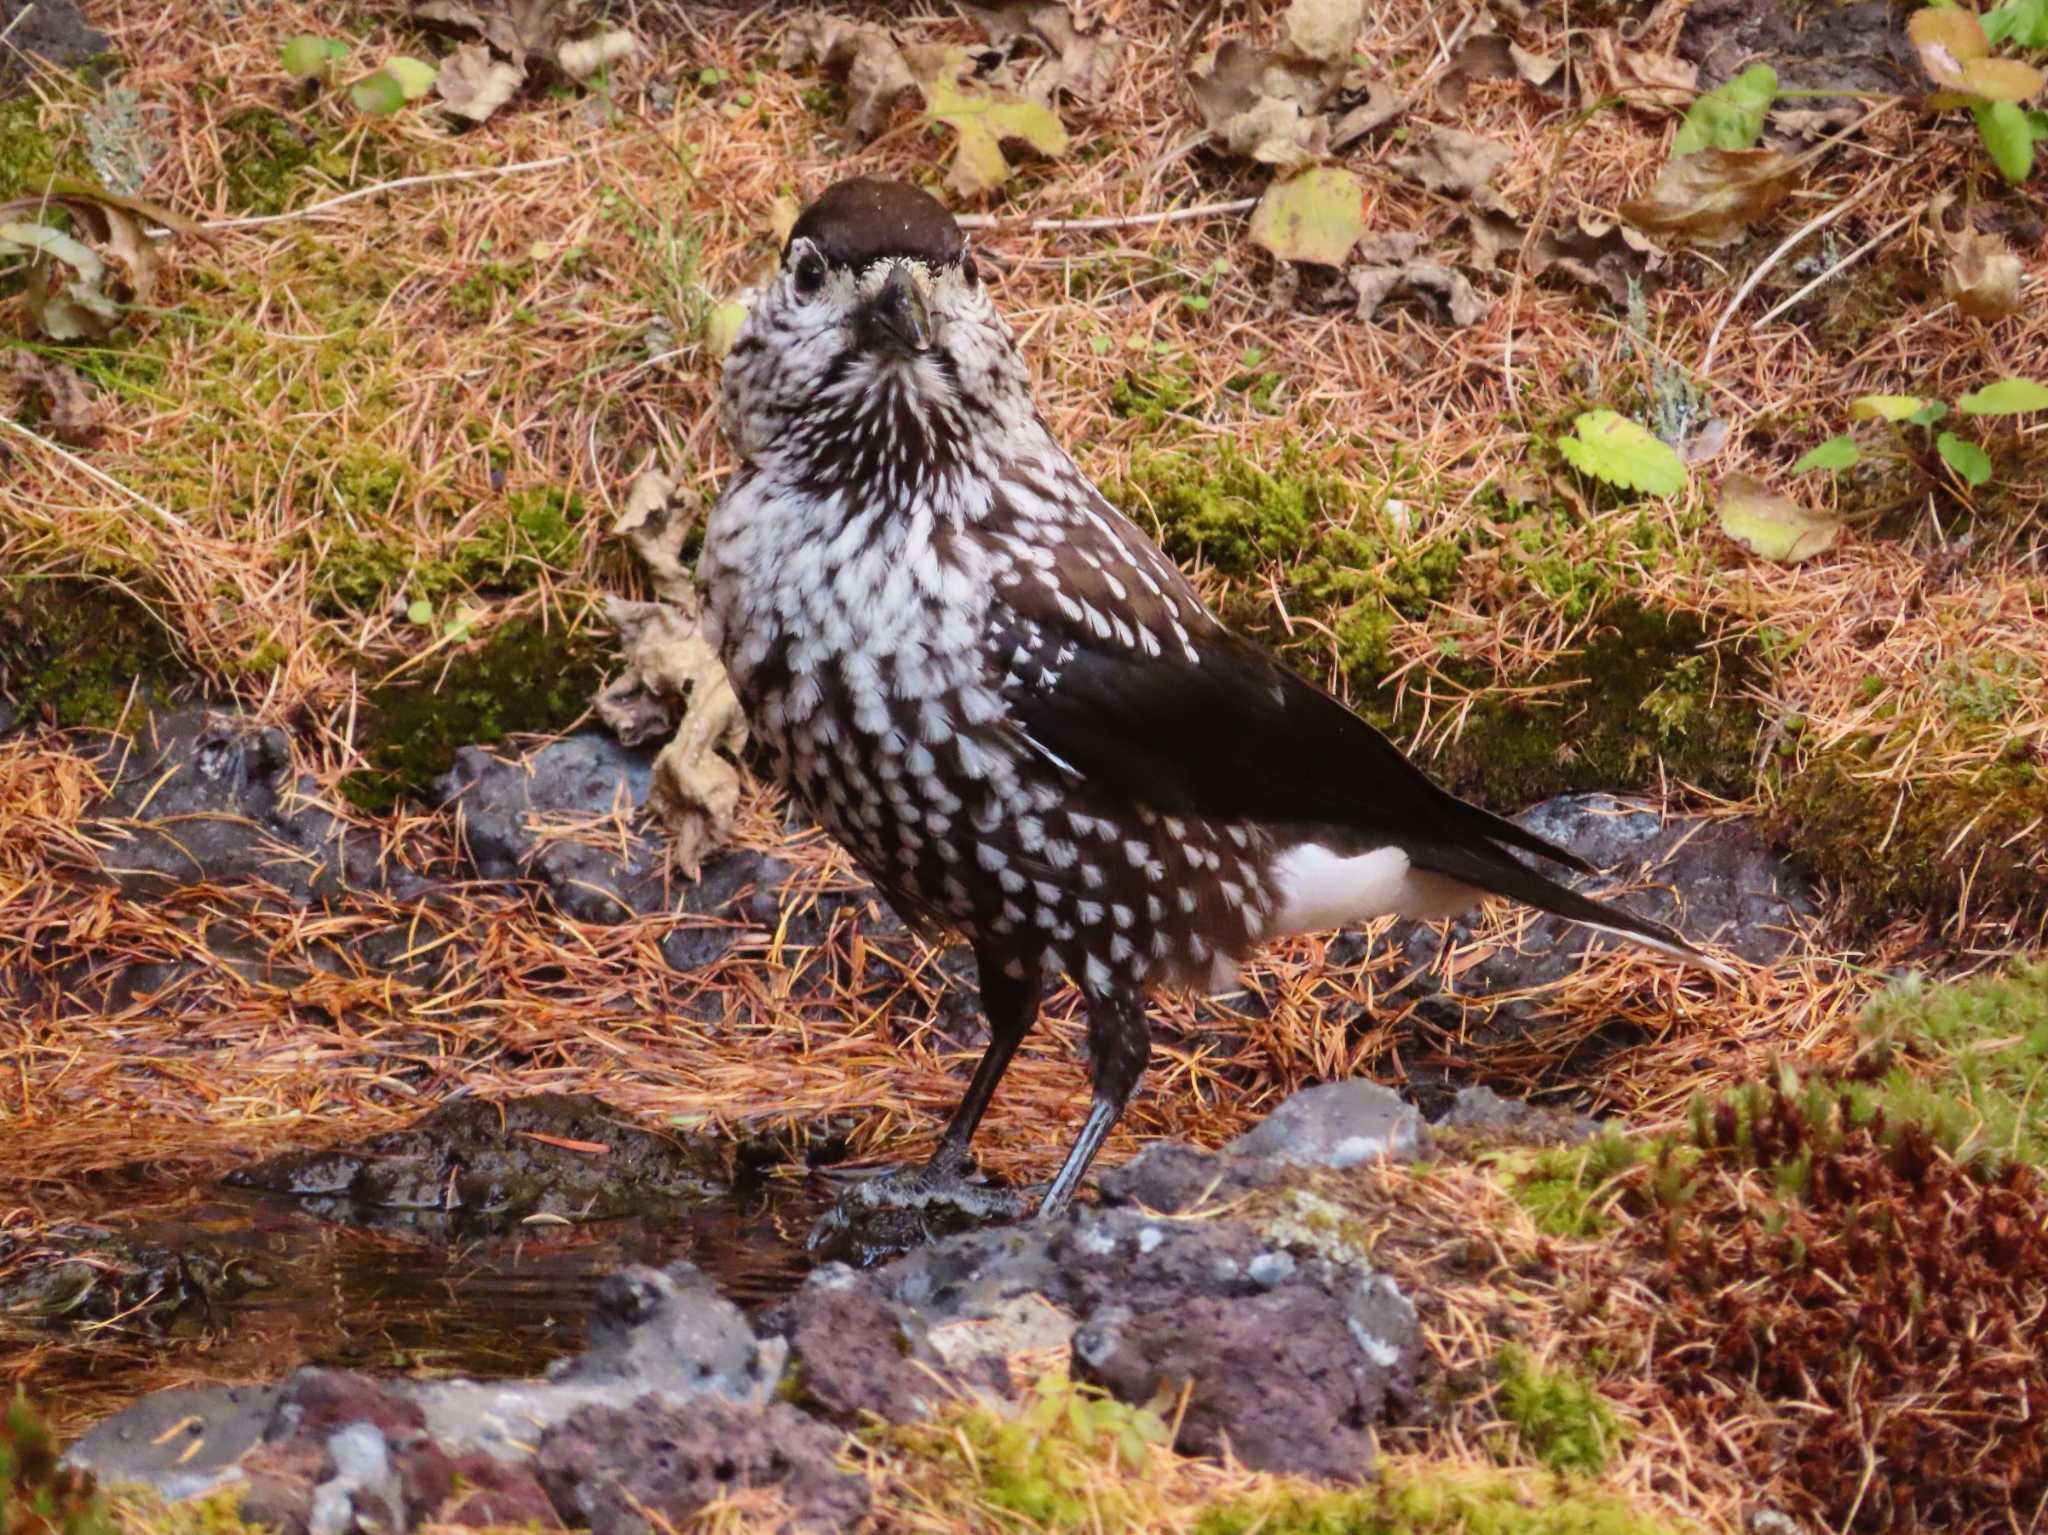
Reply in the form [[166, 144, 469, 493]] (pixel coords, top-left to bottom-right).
[[719, 179, 1026, 477]]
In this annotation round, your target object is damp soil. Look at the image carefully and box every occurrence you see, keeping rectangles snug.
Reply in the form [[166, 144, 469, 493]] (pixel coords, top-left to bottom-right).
[[3, 1159, 836, 1439]]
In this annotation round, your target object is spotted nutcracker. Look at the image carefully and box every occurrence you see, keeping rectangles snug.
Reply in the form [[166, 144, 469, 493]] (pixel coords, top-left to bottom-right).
[[701, 179, 1729, 1220]]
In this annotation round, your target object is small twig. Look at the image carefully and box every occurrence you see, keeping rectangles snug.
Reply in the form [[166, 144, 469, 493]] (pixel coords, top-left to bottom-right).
[[956, 197, 1259, 235], [1700, 184, 1875, 375], [1750, 208, 1916, 333], [0, 411, 194, 535], [200, 134, 657, 231]]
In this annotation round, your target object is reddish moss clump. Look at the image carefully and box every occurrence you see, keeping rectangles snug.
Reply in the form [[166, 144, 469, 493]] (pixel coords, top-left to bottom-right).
[[1643, 1089, 2048, 1533]]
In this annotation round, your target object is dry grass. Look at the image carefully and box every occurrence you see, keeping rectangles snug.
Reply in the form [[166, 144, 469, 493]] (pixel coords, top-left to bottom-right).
[[4, 0, 2048, 1527]]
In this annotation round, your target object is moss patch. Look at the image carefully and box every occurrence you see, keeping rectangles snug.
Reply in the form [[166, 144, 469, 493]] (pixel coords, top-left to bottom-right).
[[303, 487, 589, 617], [341, 616, 610, 811], [1, 1393, 113, 1535], [1493, 1346, 1622, 1475], [1193, 1466, 1687, 1535], [0, 576, 189, 731], [1770, 746, 2048, 936], [1371, 603, 1762, 811]]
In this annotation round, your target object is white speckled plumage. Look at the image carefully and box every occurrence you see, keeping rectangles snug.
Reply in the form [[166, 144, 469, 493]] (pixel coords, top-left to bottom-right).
[[700, 179, 1727, 1219]]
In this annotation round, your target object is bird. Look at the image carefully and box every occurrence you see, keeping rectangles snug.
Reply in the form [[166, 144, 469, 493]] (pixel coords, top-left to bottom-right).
[[700, 177, 1731, 1223]]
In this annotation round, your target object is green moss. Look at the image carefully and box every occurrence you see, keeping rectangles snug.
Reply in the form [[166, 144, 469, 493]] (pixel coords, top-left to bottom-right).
[[341, 616, 609, 811], [0, 576, 187, 730], [1372, 603, 1762, 811], [1502, 1132, 1645, 1239], [1493, 1346, 1622, 1475], [1115, 445, 1463, 678], [215, 108, 392, 217], [0, 98, 64, 199], [304, 489, 587, 617], [885, 1374, 1172, 1532], [1109, 361, 1199, 428], [2, 1394, 113, 1535], [1194, 1467, 1687, 1535], [1770, 746, 2048, 935], [1858, 962, 2048, 1168]]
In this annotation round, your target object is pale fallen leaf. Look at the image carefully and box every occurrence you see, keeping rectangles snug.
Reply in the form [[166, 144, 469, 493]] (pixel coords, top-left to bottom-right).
[[1621, 148, 1795, 247], [603, 471, 748, 878], [1283, 0, 1366, 63], [962, 0, 1124, 102], [912, 45, 1070, 198], [1392, 125, 1513, 210], [1328, 78, 1403, 149], [1910, 6, 2045, 102], [436, 41, 526, 121], [4, 354, 107, 446], [1941, 227, 2022, 321], [1583, 29, 1698, 109], [780, 16, 920, 138], [1718, 472, 1839, 563], [1249, 165, 1365, 267], [0, 183, 186, 341], [1190, 39, 1339, 166], [1465, 208, 1658, 302], [558, 28, 637, 81], [1350, 258, 1487, 326]]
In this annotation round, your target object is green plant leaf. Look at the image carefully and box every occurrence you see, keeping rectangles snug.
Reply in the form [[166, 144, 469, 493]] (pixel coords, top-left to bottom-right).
[[384, 56, 439, 100], [1719, 471, 1840, 563], [282, 34, 348, 79], [1793, 434, 1861, 473], [702, 300, 749, 358], [1957, 377, 2048, 414], [1849, 394, 1928, 423], [1974, 101, 2036, 182], [1555, 410, 1686, 496], [1249, 166, 1366, 267], [1937, 430, 1993, 485], [1910, 400, 1950, 427], [406, 598, 434, 626], [1673, 64, 1778, 155], [351, 71, 407, 116], [1985, 0, 2048, 47]]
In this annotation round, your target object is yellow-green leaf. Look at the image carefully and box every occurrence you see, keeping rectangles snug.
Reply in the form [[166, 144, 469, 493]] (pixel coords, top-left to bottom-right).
[[1957, 377, 2048, 414], [1849, 394, 1928, 422], [1556, 410, 1687, 496], [1249, 167, 1366, 267], [1718, 471, 1839, 563]]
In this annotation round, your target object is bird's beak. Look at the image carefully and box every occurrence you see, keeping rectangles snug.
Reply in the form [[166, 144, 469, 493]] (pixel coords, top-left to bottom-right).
[[868, 262, 934, 353]]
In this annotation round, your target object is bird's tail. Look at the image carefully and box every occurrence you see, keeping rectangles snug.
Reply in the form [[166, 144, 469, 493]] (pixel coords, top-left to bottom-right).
[[1415, 839, 1738, 979]]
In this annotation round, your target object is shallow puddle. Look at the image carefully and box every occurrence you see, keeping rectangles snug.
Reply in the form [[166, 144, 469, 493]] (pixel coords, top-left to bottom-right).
[[8, 1175, 835, 1435]]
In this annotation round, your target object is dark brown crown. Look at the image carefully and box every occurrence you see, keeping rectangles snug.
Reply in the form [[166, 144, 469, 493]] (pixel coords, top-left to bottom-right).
[[785, 179, 965, 270]]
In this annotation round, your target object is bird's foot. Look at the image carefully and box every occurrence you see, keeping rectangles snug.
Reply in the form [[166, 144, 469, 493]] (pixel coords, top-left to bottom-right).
[[806, 1148, 1026, 1265]]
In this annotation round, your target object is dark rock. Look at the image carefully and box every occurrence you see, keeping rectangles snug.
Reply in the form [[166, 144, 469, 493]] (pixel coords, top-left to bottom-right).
[[441, 1455, 563, 1528], [225, 1094, 727, 1232], [1223, 1081, 1429, 1170], [1097, 1141, 1265, 1214], [83, 710, 420, 907], [266, 1369, 426, 1444], [759, 1270, 957, 1423], [1384, 796, 1813, 1081], [534, 1397, 868, 1535], [1435, 1084, 1601, 1144], [237, 1442, 323, 1535], [0, 0, 107, 80], [1072, 1283, 1395, 1481]]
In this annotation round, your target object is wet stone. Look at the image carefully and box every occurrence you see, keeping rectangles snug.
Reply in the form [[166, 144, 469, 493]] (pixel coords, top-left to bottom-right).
[[533, 1396, 870, 1535], [1435, 1083, 1602, 1145], [759, 1271, 972, 1424], [1223, 1080, 1429, 1171], [224, 1093, 729, 1234]]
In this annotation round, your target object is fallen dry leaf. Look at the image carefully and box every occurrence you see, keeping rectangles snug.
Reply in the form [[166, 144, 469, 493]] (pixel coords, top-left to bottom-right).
[[1187, 0, 1374, 167], [1328, 78, 1404, 149], [962, 0, 1124, 102], [413, 0, 565, 65], [603, 469, 749, 878], [1392, 125, 1513, 211], [436, 41, 526, 121], [0, 183, 189, 341], [1582, 29, 1699, 109], [1718, 472, 1840, 563], [779, 15, 920, 138], [1929, 196, 2024, 322], [5, 354, 107, 446], [1438, 28, 1560, 109], [1350, 257, 1487, 327], [1621, 147, 1795, 247], [1910, 7, 2046, 103], [557, 27, 636, 82]]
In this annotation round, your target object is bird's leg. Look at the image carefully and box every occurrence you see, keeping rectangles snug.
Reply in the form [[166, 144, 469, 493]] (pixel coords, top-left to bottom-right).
[[807, 947, 1041, 1254], [925, 950, 1043, 1178], [1037, 991, 1151, 1220]]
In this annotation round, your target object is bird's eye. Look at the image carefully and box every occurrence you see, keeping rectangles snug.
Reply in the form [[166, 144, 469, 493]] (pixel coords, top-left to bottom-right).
[[793, 249, 827, 296], [960, 251, 979, 285]]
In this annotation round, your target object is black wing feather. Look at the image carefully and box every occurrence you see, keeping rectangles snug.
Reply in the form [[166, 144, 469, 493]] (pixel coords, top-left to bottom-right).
[[1000, 611, 1594, 877]]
